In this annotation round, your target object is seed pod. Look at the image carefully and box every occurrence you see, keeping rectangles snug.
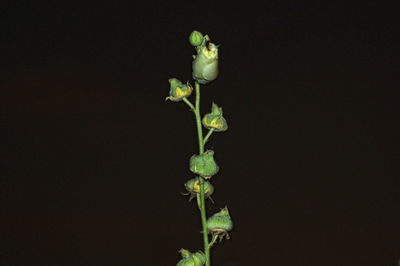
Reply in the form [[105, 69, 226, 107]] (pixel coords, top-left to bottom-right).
[[192, 41, 219, 84], [166, 78, 193, 102], [176, 249, 206, 266], [189, 30, 204, 47], [202, 103, 228, 132], [189, 150, 219, 179], [207, 207, 233, 241], [184, 178, 214, 201]]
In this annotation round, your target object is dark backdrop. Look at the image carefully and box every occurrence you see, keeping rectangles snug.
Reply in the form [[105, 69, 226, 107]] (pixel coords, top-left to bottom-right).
[[1, 1, 399, 265]]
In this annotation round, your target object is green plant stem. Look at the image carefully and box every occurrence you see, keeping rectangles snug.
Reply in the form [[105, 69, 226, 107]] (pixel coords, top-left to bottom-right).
[[203, 128, 215, 144], [199, 177, 209, 265], [208, 234, 219, 249], [193, 81, 211, 266], [182, 97, 195, 111], [194, 82, 204, 154]]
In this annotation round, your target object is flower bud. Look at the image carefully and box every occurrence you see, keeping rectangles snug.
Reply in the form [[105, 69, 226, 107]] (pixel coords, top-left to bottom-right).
[[206, 207, 233, 241], [184, 178, 214, 201], [202, 103, 228, 132], [189, 150, 219, 179], [166, 78, 193, 102], [177, 249, 206, 266], [189, 30, 204, 47], [192, 42, 219, 84]]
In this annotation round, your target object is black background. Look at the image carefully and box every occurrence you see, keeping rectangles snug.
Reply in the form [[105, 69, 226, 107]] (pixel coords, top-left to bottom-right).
[[1, 1, 399, 265]]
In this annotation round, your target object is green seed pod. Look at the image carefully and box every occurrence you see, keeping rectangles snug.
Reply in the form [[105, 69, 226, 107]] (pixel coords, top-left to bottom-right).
[[206, 207, 233, 242], [192, 42, 219, 84], [192, 251, 206, 265], [189, 150, 219, 179], [189, 30, 204, 47], [207, 207, 233, 232], [177, 249, 206, 266], [202, 103, 228, 132], [166, 78, 193, 102], [184, 178, 214, 199]]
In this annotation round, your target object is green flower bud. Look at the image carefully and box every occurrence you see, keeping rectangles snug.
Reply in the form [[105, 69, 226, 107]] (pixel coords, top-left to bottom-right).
[[177, 249, 206, 266], [202, 103, 228, 132], [184, 178, 214, 201], [192, 42, 219, 84], [189, 150, 219, 179], [166, 78, 193, 102], [206, 207, 233, 241], [189, 30, 204, 47]]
